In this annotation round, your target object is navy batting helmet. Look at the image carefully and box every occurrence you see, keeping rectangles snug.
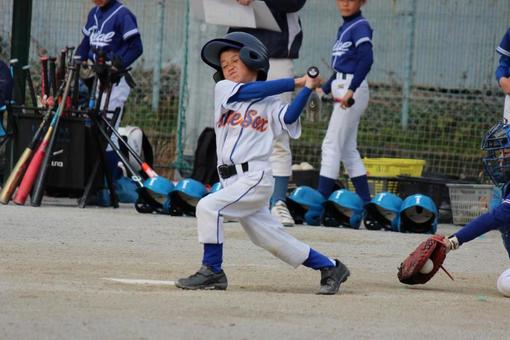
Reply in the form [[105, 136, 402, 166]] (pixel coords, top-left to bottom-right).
[[201, 32, 269, 82]]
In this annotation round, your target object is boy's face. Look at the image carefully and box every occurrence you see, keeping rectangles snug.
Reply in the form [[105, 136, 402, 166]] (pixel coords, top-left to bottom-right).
[[220, 49, 258, 83], [336, 0, 365, 17], [93, 0, 110, 7]]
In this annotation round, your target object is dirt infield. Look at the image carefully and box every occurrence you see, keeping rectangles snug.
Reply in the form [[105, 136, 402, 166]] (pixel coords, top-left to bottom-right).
[[1, 201, 509, 339]]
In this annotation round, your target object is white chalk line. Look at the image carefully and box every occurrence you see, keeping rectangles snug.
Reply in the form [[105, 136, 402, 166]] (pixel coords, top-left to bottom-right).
[[102, 278, 175, 286]]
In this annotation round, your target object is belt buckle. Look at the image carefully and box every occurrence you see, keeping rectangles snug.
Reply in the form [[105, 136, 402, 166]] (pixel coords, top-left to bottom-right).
[[218, 165, 229, 179]]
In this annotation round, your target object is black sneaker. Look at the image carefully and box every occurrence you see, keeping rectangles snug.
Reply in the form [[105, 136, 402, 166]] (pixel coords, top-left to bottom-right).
[[317, 259, 350, 295], [175, 265, 228, 290]]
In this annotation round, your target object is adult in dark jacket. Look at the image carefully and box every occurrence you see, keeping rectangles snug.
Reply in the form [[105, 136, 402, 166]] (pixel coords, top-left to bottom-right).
[[229, 0, 307, 227]]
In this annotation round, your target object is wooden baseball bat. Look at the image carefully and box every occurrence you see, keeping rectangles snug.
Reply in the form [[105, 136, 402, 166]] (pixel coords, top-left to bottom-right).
[[12, 65, 75, 205], [0, 103, 59, 204], [40, 56, 49, 100], [49, 56, 58, 98]]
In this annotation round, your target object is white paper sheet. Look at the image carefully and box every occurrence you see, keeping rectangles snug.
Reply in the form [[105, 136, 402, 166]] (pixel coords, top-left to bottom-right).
[[191, 0, 281, 32]]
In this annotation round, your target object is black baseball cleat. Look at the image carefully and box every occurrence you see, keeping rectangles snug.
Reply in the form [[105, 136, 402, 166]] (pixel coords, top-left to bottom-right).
[[317, 259, 350, 295], [175, 265, 228, 290]]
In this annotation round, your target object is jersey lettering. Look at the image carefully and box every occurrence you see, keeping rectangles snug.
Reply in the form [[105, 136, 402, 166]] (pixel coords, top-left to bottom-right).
[[90, 31, 116, 47], [217, 109, 268, 132]]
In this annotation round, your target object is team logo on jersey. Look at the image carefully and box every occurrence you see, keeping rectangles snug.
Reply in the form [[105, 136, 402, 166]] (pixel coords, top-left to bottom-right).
[[90, 31, 115, 47], [217, 109, 268, 132], [332, 41, 352, 57]]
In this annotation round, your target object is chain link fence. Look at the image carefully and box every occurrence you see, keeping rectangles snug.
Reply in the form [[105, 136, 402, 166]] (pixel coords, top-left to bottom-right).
[[1, 0, 509, 181]]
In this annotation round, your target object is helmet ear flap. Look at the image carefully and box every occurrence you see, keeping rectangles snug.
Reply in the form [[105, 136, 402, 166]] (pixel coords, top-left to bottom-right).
[[213, 71, 224, 82], [239, 46, 269, 80]]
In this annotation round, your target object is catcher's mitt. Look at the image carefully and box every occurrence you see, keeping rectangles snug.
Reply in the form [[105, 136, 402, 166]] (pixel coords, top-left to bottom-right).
[[397, 235, 454, 285]]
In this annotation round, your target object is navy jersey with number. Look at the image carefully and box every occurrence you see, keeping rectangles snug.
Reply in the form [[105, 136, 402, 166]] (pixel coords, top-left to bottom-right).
[[331, 14, 373, 74], [82, 0, 140, 63]]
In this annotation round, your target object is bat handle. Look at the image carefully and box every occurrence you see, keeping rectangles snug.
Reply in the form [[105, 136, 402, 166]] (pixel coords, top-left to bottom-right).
[[307, 66, 319, 79], [346, 98, 355, 107]]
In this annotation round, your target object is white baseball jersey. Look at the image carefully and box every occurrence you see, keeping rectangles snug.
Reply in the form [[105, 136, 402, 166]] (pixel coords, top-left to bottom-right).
[[194, 79, 310, 267], [214, 80, 301, 166]]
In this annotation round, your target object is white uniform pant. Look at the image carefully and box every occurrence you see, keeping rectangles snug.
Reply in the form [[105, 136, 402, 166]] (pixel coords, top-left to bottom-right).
[[504, 95, 510, 122], [320, 74, 369, 179], [100, 77, 130, 151], [268, 58, 294, 177], [196, 167, 310, 267]]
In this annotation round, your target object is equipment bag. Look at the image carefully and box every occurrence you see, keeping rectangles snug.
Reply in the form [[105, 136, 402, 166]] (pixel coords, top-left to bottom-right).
[[191, 127, 219, 185], [118, 125, 154, 174]]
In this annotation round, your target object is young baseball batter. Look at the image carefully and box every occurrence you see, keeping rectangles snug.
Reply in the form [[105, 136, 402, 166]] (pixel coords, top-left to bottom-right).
[[496, 26, 510, 121], [317, 0, 373, 203], [175, 32, 350, 295], [76, 0, 143, 178]]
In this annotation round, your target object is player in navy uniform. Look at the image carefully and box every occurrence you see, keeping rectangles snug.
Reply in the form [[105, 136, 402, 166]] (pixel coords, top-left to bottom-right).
[[175, 32, 350, 295], [404, 121, 510, 295], [317, 0, 373, 203], [0, 56, 12, 146], [496, 27, 510, 122], [76, 0, 143, 178]]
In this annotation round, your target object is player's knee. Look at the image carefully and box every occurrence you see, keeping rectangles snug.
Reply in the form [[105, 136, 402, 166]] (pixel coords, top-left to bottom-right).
[[497, 268, 510, 297]]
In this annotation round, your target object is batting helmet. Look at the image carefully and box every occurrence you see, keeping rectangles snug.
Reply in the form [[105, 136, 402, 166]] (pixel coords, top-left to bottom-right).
[[363, 192, 402, 231], [210, 182, 223, 194], [482, 120, 510, 185], [135, 177, 175, 215], [322, 189, 364, 229], [201, 32, 269, 82], [286, 186, 325, 226], [169, 178, 208, 216], [398, 194, 438, 234]]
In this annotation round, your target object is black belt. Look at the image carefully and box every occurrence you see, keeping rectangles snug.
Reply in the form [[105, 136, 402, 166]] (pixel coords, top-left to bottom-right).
[[218, 162, 249, 179], [338, 72, 350, 80]]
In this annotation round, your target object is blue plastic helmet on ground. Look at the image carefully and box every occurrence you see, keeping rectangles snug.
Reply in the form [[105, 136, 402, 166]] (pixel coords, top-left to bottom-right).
[[286, 186, 325, 226], [169, 178, 208, 216], [322, 189, 364, 229], [210, 182, 223, 194], [363, 192, 402, 231], [135, 176, 175, 214], [398, 194, 438, 234]]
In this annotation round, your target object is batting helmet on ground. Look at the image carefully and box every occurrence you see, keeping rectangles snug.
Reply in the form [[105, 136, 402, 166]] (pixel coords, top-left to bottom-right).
[[286, 186, 325, 226], [322, 189, 364, 229], [201, 32, 269, 82], [169, 178, 208, 217], [363, 192, 402, 231], [398, 194, 438, 234]]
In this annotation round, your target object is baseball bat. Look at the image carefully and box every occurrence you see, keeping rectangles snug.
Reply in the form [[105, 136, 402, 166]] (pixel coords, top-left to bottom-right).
[[9, 59, 18, 78], [333, 97, 355, 108], [9, 59, 19, 104], [307, 66, 319, 78], [0, 94, 63, 204], [13, 65, 75, 205], [29, 64, 77, 206], [22, 65, 38, 109], [56, 48, 67, 89], [72, 56, 82, 110], [40, 56, 49, 105], [49, 57, 57, 98], [66, 46, 75, 66], [96, 112, 158, 178]]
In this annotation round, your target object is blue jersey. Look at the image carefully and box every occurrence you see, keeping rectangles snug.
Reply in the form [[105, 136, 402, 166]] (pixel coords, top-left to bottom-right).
[[497, 27, 510, 58], [496, 27, 510, 81], [81, 0, 140, 63], [331, 12, 373, 74]]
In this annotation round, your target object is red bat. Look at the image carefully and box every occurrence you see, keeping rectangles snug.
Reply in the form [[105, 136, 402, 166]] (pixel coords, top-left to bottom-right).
[[12, 65, 76, 205]]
